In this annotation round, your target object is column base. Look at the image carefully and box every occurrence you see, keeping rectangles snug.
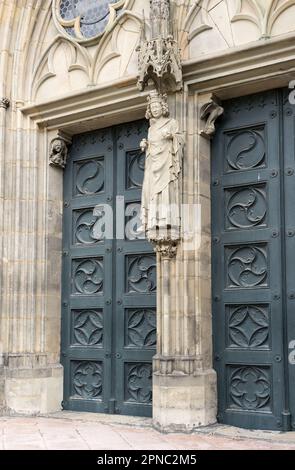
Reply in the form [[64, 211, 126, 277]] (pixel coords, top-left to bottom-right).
[[0, 355, 63, 416], [153, 368, 217, 433]]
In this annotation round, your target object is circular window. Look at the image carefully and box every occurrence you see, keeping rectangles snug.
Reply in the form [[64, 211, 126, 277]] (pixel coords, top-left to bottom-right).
[[54, 0, 124, 44]]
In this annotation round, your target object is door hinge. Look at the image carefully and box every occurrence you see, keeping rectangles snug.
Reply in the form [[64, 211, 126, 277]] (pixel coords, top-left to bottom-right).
[[61, 400, 68, 409], [108, 398, 116, 414]]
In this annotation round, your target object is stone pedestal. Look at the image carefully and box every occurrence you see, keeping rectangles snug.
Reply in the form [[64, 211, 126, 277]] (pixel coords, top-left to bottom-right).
[[153, 366, 216, 432], [152, 248, 217, 432], [0, 354, 63, 415]]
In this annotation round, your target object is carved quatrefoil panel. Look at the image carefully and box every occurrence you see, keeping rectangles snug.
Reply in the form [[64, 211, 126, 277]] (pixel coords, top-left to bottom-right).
[[53, 0, 126, 44]]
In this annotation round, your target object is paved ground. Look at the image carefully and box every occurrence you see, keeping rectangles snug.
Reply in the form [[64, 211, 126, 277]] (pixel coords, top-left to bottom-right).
[[0, 412, 295, 450]]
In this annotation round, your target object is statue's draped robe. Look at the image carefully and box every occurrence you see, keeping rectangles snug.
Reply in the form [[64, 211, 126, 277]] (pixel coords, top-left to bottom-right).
[[141, 116, 183, 241]]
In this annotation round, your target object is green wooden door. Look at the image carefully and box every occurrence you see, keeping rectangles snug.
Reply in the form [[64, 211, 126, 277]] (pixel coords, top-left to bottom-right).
[[212, 88, 295, 431], [61, 120, 156, 417]]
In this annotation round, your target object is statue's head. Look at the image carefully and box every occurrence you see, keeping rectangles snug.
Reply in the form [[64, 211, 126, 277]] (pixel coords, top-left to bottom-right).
[[50, 138, 66, 157], [146, 90, 169, 119], [54, 143, 62, 153]]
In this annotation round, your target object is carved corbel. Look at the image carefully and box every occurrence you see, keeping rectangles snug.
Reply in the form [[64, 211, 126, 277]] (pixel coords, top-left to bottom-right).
[[49, 132, 72, 169], [155, 240, 178, 259], [0, 98, 10, 109], [200, 96, 224, 139]]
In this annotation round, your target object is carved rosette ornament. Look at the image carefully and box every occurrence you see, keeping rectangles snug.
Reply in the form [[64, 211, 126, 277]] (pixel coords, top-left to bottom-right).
[[49, 137, 70, 169], [137, 0, 182, 93]]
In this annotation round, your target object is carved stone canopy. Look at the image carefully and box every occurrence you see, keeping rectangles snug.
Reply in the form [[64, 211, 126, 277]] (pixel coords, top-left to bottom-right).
[[137, 37, 182, 93], [137, 0, 182, 93]]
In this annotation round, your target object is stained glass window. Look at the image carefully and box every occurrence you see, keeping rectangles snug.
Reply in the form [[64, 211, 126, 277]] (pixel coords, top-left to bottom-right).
[[58, 0, 120, 40]]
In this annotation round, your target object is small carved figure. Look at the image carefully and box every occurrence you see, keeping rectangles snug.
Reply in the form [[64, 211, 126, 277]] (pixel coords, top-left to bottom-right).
[[140, 90, 184, 246], [49, 137, 68, 169]]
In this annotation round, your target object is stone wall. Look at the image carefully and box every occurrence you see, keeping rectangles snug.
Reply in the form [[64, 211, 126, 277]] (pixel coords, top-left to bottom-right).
[[180, 0, 295, 58]]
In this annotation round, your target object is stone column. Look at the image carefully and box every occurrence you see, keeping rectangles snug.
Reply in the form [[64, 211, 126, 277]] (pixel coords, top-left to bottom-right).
[[0, 111, 64, 415], [0, 98, 10, 412], [152, 90, 218, 432], [0, 0, 63, 417]]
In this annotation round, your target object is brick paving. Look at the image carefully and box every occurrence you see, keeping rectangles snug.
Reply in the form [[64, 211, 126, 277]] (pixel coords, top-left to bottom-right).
[[0, 412, 294, 450]]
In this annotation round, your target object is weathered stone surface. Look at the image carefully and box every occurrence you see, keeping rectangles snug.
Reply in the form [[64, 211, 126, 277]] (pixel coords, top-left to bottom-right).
[[1, 362, 63, 416], [153, 370, 217, 432], [1, 413, 294, 450]]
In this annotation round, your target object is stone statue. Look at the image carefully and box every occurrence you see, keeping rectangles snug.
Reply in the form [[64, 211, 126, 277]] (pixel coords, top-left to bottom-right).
[[49, 137, 68, 169], [140, 90, 184, 251]]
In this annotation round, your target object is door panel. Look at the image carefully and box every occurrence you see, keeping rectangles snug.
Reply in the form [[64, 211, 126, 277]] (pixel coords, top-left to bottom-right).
[[61, 120, 156, 416], [62, 128, 113, 413], [115, 122, 156, 416], [212, 90, 290, 430]]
